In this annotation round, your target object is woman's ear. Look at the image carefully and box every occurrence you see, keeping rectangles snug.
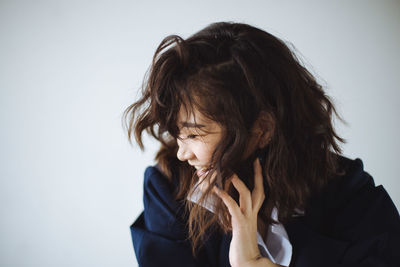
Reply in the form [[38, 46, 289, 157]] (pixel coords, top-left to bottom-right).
[[252, 111, 275, 149]]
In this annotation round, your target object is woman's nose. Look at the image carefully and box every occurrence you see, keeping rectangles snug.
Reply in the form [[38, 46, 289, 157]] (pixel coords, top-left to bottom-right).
[[176, 140, 193, 162]]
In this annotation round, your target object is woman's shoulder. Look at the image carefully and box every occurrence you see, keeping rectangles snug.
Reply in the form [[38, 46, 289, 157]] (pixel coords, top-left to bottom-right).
[[143, 164, 177, 190], [143, 164, 167, 181], [333, 155, 375, 200], [315, 154, 398, 218], [139, 165, 188, 234], [285, 155, 400, 266], [142, 164, 180, 203]]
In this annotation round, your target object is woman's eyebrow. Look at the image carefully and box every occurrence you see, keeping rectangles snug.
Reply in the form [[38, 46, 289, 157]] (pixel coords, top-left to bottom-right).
[[180, 122, 206, 128]]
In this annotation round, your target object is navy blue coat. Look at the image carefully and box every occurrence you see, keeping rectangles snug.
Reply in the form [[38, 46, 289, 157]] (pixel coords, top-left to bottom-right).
[[130, 156, 400, 266]]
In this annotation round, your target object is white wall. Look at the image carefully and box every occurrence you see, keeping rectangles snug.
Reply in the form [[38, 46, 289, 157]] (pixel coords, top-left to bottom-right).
[[1, 0, 399, 266]]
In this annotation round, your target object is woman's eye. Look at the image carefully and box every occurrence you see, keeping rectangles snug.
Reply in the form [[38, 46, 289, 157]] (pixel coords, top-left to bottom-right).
[[177, 133, 204, 141], [187, 134, 198, 139]]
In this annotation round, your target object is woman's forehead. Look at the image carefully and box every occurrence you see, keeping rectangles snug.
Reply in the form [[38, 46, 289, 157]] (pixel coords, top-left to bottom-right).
[[177, 105, 219, 131], [177, 105, 206, 126]]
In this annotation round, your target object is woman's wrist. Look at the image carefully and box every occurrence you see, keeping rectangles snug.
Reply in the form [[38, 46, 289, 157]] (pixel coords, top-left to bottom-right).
[[244, 257, 281, 267]]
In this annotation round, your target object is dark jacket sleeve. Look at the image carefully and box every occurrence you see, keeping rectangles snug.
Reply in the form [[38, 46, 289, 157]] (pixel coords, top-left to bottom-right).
[[130, 166, 230, 267], [286, 157, 400, 267]]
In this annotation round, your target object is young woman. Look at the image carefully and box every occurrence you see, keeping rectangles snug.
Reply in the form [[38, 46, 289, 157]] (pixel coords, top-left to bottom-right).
[[123, 22, 400, 267]]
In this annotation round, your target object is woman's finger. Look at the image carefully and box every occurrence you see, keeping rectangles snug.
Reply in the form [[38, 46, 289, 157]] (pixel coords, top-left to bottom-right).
[[230, 174, 252, 215], [252, 158, 265, 211], [213, 186, 242, 219]]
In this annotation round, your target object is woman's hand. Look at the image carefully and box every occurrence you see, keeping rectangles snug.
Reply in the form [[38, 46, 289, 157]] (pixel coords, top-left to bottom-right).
[[213, 159, 279, 267]]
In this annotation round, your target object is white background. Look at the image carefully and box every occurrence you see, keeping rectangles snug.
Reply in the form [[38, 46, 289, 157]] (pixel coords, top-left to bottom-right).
[[1, 0, 399, 266]]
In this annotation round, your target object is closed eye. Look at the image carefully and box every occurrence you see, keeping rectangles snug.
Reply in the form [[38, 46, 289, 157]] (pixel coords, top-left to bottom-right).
[[176, 134, 199, 141], [186, 134, 199, 139]]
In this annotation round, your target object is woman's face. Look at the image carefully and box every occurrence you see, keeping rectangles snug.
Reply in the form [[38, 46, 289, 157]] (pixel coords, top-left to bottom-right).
[[176, 104, 265, 178], [176, 106, 223, 177]]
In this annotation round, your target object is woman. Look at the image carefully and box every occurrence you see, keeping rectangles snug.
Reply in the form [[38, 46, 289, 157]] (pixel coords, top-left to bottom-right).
[[123, 22, 400, 267]]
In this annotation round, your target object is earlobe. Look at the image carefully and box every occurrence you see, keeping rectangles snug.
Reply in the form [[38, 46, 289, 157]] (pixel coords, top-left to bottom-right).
[[258, 135, 272, 149]]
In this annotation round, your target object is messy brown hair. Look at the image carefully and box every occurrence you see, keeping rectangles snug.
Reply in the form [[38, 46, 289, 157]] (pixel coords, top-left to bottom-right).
[[122, 22, 346, 255]]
